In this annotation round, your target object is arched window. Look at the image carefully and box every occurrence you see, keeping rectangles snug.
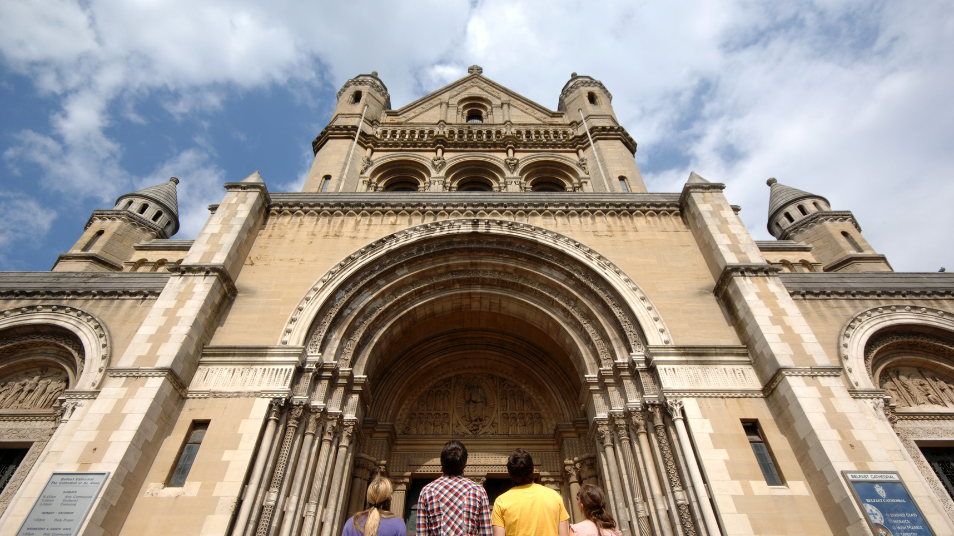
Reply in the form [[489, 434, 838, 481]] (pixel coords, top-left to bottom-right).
[[321, 175, 331, 192], [457, 178, 493, 191], [530, 179, 564, 192], [466, 111, 483, 124], [813, 201, 823, 211], [352, 91, 362, 104], [81, 230, 104, 252], [384, 180, 419, 192], [800, 260, 816, 272], [587, 92, 597, 105], [784, 212, 794, 223], [123, 200, 133, 210], [138, 203, 149, 215], [618, 177, 629, 193], [152, 210, 163, 222], [798, 205, 808, 216], [842, 231, 863, 252]]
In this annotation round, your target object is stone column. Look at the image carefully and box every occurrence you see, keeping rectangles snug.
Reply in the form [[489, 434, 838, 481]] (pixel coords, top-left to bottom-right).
[[319, 423, 355, 536], [390, 477, 409, 521], [231, 399, 282, 536], [564, 461, 582, 523], [347, 457, 376, 516], [279, 410, 321, 536], [667, 399, 720, 536], [597, 422, 633, 536], [300, 418, 338, 536], [650, 406, 695, 536], [257, 404, 305, 536], [615, 416, 652, 536], [630, 412, 670, 536]]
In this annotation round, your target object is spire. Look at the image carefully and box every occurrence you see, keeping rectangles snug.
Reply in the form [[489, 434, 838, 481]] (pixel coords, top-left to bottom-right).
[[687, 171, 709, 184], [241, 170, 264, 184], [118, 177, 180, 218], [766, 177, 827, 223]]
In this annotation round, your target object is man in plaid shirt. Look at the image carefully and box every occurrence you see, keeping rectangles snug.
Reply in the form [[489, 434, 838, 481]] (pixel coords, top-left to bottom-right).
[[416, 440, 492, 536]]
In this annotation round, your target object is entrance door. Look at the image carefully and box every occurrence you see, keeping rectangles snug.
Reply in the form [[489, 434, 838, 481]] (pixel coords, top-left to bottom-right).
[[404, 477, 437, 536], [483, 478, 514, 507]]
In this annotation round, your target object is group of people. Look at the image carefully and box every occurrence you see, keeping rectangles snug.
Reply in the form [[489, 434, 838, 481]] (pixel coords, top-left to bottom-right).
[[341, 440, 621, 536]]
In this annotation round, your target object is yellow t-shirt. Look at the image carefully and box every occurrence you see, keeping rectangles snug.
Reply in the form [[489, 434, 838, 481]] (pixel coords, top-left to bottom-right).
[[491, 483, 570, 536]]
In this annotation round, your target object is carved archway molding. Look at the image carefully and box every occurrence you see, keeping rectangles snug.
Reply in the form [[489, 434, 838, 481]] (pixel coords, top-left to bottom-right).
[[0, 305, 110, 391], [280, 218, 673, 351]]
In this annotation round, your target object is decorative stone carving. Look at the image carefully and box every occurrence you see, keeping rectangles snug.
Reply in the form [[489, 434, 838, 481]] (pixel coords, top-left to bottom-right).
[[360, 156, 374, 175], [398, 373, 553, 436], [881, 367, 954, 410], [0, 368, 68, 410], [656, 365, 759, 391], [576, 157, 588, 174], [505, 157, 519, 173], [467, 65, 483, 75], [189, 365, 295, 392]]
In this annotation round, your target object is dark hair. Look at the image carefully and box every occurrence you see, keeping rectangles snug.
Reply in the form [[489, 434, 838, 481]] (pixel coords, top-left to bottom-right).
[[577, 484, 617, 532], [441, 440, 468, 476], [506, 448, 534, 485]]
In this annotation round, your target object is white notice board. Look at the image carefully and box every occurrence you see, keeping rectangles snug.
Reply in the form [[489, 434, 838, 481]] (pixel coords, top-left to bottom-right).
[[16, 472, 109, 536]]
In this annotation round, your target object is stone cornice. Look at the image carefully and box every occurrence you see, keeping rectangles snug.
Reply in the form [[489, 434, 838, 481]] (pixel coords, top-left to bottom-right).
[[52, 252, 123, 272], [646, 345, 751, 366], [311, 123, 637, 155], [198, 345, 305, 366], [678, 181, 727, 208], [224, 181, 271, 205], [0, 272, 168, 299], [106, 366, 188, 397], [756, 240, 813, 252], [133, 239, 194, 251], [782, 273, 954, 300], [822, 253, 892, 273], [762, 366, 843, 396], [848, 388, 886, 399], [84, 209, 169, 239], [713, 263, 782, 299], [778, 210, 862, 241], [267, 192, 682, 215], [167, 263, 237, 298]]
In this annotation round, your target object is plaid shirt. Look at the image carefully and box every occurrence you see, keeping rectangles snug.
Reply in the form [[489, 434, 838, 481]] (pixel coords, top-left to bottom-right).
[[416, 475, 492, 536]]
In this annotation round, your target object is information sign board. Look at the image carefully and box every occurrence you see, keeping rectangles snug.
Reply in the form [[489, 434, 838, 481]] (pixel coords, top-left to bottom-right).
[[843, 471, 935, 536], [16, 472, 109, 536]]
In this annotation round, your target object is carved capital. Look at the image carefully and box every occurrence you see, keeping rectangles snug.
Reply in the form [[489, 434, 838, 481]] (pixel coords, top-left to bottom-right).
[[267, 398, 283, 421], [339, 422, 356, 447], [321, 417, 338, 441], [287, 403, 305, 427], [596, 422, 614, 447], [304, 410, 320, 435], [665, 398, 685, 420], [630, 411, 647, 434], [564, 460, 580, 482], [613, 416, 631, 441], [650, 405, 666, 428]]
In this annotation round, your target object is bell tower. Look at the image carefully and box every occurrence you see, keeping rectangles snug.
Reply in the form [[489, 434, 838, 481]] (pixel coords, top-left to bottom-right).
[[303, 72, 390, 193], [766, 178, 891, 272], [559, 73, 645, 192], [53, 177, 180, 272]]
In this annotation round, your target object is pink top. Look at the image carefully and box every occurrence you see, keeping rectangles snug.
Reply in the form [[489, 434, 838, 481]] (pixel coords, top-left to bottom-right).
[[570, 520, 623, 536]]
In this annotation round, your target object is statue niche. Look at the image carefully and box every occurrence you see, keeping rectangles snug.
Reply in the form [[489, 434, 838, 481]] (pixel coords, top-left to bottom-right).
[[398, 373, 554, 436], [881, 366, 954, 411]]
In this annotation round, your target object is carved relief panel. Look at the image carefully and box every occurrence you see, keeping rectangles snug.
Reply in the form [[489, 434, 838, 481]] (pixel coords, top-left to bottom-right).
[[0, 367, 68, 410], [881, 366, 954, 411], [397, 373, 555, 436]]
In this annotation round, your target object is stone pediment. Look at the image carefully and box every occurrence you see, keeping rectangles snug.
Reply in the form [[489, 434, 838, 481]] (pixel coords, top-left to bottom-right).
[[385, 71, 565, 126]]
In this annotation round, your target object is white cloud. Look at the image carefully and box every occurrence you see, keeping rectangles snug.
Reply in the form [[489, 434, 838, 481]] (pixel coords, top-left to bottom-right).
[[0, 0, 952, 271], [0, 191, 56, 269]]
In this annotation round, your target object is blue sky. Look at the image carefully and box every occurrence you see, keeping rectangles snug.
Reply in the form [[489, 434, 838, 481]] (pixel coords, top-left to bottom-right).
[[1, 0, 953, 272]]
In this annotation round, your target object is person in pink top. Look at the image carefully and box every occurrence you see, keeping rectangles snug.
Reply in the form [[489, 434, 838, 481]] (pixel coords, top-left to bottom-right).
[[569, 485, 622, 536]]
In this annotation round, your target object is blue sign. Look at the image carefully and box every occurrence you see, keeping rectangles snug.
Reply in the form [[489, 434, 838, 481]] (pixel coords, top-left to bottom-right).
[[844, 472, 935, 536]]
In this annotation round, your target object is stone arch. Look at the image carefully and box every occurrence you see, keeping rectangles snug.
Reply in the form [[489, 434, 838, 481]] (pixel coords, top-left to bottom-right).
[[368, 159, 431, 191], [518, 153, 586, 176], [364, 153, 434, 177], [281, 219, 673, 359], [444, 158, 507, 191], [0, 305, 110, 391], [520, 158, 582, 192], [840, 305, 954, 391]]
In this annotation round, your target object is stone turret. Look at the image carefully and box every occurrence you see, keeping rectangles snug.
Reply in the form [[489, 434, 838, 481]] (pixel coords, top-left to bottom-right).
[[766, 178, 891, 272], [53, 178, 181, 272], [303, 72, 390, 192], [559, 73, 645, 192]]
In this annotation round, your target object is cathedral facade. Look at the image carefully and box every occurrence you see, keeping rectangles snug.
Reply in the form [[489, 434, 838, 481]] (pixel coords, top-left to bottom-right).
[[0, 66, 953, 536]]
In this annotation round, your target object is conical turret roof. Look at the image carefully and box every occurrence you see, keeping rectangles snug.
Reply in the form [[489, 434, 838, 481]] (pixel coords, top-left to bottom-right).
[[766, 178, 828, 224], [116, 177, 180, 219]]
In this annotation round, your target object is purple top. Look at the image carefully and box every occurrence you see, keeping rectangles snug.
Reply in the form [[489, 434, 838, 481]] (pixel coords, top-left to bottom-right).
[[341, 515, 406, 536]]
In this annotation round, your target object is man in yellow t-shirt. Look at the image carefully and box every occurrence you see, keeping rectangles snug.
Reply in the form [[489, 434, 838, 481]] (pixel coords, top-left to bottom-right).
[[491, 448, 570, 536]]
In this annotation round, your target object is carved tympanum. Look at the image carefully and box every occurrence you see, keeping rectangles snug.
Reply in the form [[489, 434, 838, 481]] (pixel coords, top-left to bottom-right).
[[880, 367, 954, 410], [0, 367, 68, 410], [398, 373, 553, 436]]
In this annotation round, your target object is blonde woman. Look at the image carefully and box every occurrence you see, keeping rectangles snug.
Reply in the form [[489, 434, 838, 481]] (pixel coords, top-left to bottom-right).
[[342, 477, 406, 536]]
